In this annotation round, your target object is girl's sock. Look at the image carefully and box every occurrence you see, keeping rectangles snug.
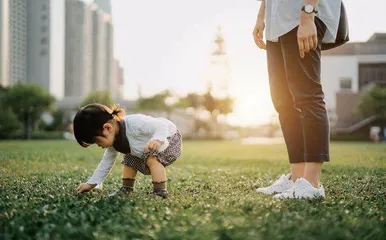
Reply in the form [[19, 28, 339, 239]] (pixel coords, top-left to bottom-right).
[[152, 180, 167, 190], [152, 181, 168, 199], [122, 178, 135, 190]]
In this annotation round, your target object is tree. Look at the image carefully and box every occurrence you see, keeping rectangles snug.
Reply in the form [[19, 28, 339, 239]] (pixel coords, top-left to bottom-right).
[[0, 87, 21, 138], [357, 86, 386, 139], [80, 91, 114, 107], [357, 86, 386, 119], [176, 93, 201, 109], [136, 90, 172, 111], [38, 109, 67, 132], [216, 97, 233, 116], [136, 90, 180, 119], [4, 83, 55, 139], [202, 90, 217, 115], [201, 90, 234, 137]]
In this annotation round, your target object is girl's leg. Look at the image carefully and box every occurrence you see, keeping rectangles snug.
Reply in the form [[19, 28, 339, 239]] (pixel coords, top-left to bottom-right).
[[122, 165, 137, 189], [108, 165, 137, 197], [146, 156, 167, 183], [147, 156, 168, 198], [122, 164, 137, 179]]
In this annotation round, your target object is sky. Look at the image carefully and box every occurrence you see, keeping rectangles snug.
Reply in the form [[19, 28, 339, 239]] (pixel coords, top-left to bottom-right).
[[103, 0, 386, 126]]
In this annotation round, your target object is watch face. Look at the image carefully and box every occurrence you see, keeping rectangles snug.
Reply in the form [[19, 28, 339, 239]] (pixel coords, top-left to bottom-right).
[[305, 5, 314, 13]]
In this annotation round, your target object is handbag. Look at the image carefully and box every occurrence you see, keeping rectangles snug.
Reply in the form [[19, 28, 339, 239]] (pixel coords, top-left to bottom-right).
[[321, 1, 349, 51]]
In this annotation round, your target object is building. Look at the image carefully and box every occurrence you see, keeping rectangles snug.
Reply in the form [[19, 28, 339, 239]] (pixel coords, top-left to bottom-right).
[[0, 0, 10, 85], [105, 17, 115, 98], [27, 0, 65, 99], [0, 0, 65, 98], [56, 0, 124, 108], [1, 0, 122, 102], [94, 0, 112, 15], [64, 0, 93, 98], [113, 58, 125, 100], [0, 0, 28, 86], [321, 33, 386, 133]]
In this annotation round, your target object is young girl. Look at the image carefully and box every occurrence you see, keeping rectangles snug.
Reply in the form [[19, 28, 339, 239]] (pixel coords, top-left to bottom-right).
[[73, 103, 182, 199]]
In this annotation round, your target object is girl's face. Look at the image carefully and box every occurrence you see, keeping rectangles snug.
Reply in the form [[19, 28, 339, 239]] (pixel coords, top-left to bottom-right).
[[94, 123, 116, 149]]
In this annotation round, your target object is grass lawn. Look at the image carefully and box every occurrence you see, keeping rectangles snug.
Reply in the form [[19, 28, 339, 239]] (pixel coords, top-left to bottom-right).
[[0, 140, 385, 239]]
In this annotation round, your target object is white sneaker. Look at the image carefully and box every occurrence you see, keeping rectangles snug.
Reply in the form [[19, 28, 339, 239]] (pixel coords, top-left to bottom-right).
[[273, 178, 325, 199], [256, 174, 294, 195]]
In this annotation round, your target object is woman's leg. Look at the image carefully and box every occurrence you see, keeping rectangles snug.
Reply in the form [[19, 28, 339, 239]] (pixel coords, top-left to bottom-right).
[[290, 163, 305, 181], [267, 40, 305, 181], [280, 19, 329, 188]]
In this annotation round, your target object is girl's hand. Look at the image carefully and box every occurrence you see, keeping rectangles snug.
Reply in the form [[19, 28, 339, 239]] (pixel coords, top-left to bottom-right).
[[76, 183, 96, 194], [144, 139, 163, 153], [297, 12, 318, 58], [253, 16, 266, 50]]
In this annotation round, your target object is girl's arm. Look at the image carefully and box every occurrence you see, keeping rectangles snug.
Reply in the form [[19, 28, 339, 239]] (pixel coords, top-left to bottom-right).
[[86, 147, 119, 186]]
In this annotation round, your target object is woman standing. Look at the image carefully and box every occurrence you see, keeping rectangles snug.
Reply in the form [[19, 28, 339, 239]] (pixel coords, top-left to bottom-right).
[[254, 0, 342, 199]]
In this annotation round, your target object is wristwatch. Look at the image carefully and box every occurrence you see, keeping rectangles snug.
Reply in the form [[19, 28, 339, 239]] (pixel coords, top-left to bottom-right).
[[301, 5, 318, 14]]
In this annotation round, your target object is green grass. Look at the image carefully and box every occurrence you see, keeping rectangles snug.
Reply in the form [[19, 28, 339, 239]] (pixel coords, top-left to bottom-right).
[[0, 140, 385, 240]]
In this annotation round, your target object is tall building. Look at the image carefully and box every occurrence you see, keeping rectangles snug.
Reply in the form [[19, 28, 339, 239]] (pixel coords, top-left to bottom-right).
[[90, 4, 107, 92], [0, 0, 28, 86], [27, 0, 65, 99], [94, 0, 112, 15], [0, 0, 10, 86], [105, 15, 116, 98], [0, 0, 65, 98], [64, 0, 93, 98], [113, 59, 124, 100], [1, 0, 123, 101]]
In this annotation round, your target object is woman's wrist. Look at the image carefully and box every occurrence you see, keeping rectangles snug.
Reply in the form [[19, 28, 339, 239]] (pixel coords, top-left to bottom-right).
[[300, 11, 315, 23], [257, 0, 265, 20]]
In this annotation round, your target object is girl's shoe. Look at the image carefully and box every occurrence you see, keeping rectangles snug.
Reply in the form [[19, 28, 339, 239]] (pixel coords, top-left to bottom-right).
[[153, 189, 169, 199], [273, 178, 325, 199], [108, 186, 133, 197], [256, 173, 294, 195]]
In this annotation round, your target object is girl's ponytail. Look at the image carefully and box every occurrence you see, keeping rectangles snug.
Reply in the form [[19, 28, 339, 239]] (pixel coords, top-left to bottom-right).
[[111, 105, 125, 120]]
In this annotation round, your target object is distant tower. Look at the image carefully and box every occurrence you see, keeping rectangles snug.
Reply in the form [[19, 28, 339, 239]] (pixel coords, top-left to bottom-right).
[[207, 26, 230, 99], [93, 0, 111, 15]]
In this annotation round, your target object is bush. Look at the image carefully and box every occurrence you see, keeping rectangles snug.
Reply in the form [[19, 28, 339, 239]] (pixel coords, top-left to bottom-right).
[[0, 107, 22, 139]]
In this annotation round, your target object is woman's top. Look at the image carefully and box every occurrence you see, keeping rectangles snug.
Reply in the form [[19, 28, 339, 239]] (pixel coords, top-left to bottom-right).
[[258, 0, 342, 43]]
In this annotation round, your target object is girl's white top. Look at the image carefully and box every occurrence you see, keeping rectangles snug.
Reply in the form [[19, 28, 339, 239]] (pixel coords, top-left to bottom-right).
[[258, 0, 342, 43], [86, 114, 177, 185]]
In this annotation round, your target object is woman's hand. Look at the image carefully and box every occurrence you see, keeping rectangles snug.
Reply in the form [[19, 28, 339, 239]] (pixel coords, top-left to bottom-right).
[[297, 12, 318, 58], [76, 183, 96, 194], [144, 139, 164, 153], [253, 0, 266, 50], [253, 16, 266, 50]]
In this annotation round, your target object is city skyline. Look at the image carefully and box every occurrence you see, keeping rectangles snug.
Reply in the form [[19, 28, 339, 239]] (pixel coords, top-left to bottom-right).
[[0, 0, 122, 100], [2, 0, 385, 126]]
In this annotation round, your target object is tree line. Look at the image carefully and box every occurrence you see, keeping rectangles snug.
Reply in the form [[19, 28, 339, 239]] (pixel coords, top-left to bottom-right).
[[1, 82, 385, 140]]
